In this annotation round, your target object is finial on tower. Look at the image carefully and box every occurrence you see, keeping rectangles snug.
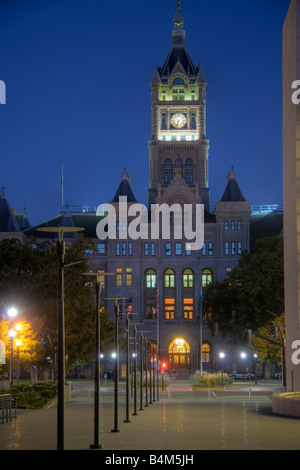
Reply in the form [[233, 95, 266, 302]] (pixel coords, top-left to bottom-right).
[[173, 0, 185, 43]]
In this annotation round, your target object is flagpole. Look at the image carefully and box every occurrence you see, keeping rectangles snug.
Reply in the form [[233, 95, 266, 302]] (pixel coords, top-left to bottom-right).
[[61, 165, 64, 213], [156, 285, 160, 401], [199, 283, 203, 376]]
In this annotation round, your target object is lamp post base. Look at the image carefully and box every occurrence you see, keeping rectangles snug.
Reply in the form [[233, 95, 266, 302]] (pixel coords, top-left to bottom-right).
[[90, 444, 102, 449]]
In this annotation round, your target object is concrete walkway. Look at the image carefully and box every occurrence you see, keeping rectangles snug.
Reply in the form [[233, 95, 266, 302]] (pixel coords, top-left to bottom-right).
[[1, 380, 299, 452]]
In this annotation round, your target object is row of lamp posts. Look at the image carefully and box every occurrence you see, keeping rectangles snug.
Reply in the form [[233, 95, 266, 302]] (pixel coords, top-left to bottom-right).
[[37, 225, 161, 451]]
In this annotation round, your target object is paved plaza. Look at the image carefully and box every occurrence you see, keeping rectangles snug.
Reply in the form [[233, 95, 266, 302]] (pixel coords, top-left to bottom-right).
[[1, 380, 299, 453]]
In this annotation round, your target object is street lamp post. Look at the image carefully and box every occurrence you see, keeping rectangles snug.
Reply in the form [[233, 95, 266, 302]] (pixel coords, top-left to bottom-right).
[[82, 271, 114, 449], [8, 307, 17, 387], [15, 323, 22, 384], [124, 311, 131, 423], [132, 324, 138, 416], [152, 344, 155, 402], [139, 332, 144, 411], [219, 352, 225, 386], [37, 226, 84, 451]]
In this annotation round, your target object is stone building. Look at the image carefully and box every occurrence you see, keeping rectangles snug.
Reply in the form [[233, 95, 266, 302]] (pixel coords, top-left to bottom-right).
[[0, 3, 283, 376]]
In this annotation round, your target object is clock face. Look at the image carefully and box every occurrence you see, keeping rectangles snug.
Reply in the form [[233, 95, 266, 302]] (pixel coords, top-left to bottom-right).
[[171, 113, 186, 128]]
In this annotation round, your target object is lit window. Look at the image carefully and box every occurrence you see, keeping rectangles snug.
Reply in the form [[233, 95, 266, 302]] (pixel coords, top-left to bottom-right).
[[202, 268, 213, 287], [202, 343, 210, 363], [151, 242, 155, 256], [116, 242, 120, 256], [208, 242, 213, 256], [185, 243, 192, 256], [146, 269, 156, 288], [122, 242, 127, 256], [97, 243, 105, 255], [128, 242, 133, 256], [183, 269, 193, 287], [175, 242, 182, 255], [126, 267, 133, 286], [164, 269, 175, 288], [144, 242, 149, 256], [165, 298, 175, 319], [165, 242, 172, 256], [183, 298, 193, 319], [202, 242, 207, 256], [225, 267, 232, 277], [146, 299, 157, 319], [225, 242, 229, 256], [85, 248, 93, 254], [116, 267, 122, 287]]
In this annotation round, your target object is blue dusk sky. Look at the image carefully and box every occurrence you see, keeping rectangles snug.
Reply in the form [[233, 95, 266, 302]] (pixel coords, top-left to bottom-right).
[[0, 0, 291, 226]]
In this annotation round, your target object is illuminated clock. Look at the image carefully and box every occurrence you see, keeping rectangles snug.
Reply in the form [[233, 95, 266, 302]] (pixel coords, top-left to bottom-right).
[[171, 113, 186, 128]]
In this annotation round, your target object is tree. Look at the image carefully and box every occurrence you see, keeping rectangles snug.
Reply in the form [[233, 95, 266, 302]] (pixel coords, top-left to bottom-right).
[[0, 236, 115, 373], [203, 236, 284, 338], [251, 312, 285, 364]]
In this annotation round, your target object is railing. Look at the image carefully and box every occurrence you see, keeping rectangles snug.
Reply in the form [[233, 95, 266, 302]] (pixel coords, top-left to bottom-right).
[[0, 394, 18, 424]]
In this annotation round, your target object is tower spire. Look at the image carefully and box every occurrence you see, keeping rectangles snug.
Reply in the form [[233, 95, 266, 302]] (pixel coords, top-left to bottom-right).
[[173, 0, 185, 44]]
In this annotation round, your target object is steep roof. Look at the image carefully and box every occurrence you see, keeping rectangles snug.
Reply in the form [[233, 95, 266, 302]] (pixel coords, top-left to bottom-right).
[[0, 188, 20, 232], [155, 3, 201, 81], [159, 46, 198, 78], [219, 172, 246, 202], [111, 170, 138, 203]]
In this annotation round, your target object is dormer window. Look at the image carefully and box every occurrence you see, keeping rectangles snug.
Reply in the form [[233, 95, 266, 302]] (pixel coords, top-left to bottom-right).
[[173, 77, 184, 85]]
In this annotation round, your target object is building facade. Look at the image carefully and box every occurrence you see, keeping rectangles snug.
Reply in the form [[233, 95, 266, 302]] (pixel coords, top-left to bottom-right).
[[0, 4, 283, 376]]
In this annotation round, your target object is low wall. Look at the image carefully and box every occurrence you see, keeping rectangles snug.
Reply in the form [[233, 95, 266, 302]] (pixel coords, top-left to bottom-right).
[[45, 382, 72, 409], [272, 392, 300, 418]]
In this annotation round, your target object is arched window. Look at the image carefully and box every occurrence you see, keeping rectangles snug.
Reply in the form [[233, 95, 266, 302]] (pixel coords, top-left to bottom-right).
[[237, 220, 242, 231], [168, 338, 191, 369], [185, 158, 193, 184], [231, 220, 235, 231], [173, 77, 184, 85], [144, 269, 157, 320], [202, 343, 210, 363], [202, 268, 213, 287], [164, 158, 173, 184], [225, 220, 229, 231], [182, 268, 193, 287], [164, 268, 175, 287], [145, 268, 157, 288]]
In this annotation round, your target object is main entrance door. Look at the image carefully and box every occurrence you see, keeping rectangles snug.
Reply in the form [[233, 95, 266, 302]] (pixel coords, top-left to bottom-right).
[[168, 338, 191, 369]]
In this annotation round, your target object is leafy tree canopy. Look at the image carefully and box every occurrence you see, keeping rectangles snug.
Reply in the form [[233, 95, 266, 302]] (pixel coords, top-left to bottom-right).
[[203, 236, 284, 340]]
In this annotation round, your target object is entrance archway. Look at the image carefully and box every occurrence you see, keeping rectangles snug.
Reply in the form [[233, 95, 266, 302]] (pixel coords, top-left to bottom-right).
[[168, 338, 191, 369]]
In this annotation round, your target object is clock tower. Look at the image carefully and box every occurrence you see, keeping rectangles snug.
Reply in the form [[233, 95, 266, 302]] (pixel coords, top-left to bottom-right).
[[148, 1, 210, 210]]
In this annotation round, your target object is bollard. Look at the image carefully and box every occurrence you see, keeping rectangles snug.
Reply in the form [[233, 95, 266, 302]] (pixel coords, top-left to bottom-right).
[[249, 388, 252, 400], [208, 387, 211, 400]]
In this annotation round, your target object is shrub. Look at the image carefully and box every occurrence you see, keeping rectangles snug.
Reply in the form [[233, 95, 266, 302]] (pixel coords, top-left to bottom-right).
[[3, 382, 57, 409], [191, 372, 233, 388]]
